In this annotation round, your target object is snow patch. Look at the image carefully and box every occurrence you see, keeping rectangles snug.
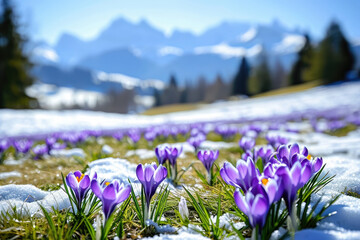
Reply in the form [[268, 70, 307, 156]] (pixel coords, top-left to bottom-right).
[[0, 185, 70, 216], [0, 171, 22, 180], [125, 149, 156, 159], [50, 148, 86, 158], [101, 145, 114, 154], [87, 158, 137, 182], [142, 231, 210, 240]]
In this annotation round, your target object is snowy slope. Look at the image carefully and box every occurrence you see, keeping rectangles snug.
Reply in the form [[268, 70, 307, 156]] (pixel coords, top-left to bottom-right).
[[1, 81, 359, 139]]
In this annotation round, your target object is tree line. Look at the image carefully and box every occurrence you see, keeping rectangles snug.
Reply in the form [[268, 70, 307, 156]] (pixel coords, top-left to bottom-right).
[[153, 21, 357, 107]]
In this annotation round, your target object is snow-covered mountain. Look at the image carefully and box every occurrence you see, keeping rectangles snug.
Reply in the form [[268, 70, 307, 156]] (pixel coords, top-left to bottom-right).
[[28, 17, 359, 86]]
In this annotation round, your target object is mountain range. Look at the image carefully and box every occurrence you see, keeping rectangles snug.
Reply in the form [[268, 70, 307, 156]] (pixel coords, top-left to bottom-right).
[[28, 17, 360, 92]]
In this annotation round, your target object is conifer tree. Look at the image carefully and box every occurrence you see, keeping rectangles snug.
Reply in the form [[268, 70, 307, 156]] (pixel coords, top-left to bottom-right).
[[306, 22, 355, 84], [0, 0, 37, 108], [248, 50, 272, 95], [289, 34, 313, 85], [232, 56, 250, 96]]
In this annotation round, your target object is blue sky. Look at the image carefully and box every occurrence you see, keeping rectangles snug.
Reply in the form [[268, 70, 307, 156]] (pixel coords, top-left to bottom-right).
[[13, 0, 360, 45]]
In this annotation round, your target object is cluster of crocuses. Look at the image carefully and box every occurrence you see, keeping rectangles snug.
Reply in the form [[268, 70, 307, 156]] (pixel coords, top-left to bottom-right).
[[65, 162, 168, 229], [155, 145, 183, 181], [220, 143, 323, 236], [65, 170, 131, 223], [214, 125, 238, 140]]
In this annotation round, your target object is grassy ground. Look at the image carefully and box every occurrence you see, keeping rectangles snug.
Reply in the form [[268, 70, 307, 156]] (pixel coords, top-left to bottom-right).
[[142, 104, 201, 116], [251, 80, 322, 99], [142, 81, 322, 116], [0, 133, 244, 239], [0, 122, 357, 239]]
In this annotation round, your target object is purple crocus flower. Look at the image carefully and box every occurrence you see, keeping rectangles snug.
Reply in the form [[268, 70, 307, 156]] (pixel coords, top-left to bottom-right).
[[266, 134, 288, 149], [113, 131, 124, 141], [128, 130, 141, 144], [187, 133, 206, 151], [242, 146, 274, 165], [0, 139, 10, 154], [234, 186, 270, 229], [0, 140, 10, 163], [160, 128, 170, 139], [136, 163, 167, 210], [45, 137, 57, 154], [275, 161, 312, 212], [215, 125, 237, 140], [144, 131, 156, 143], [170, 127, 179, 139], [88, 130, 102, 138], [298, 154, 323, 174], [32, 144, 48, 160], [249, 124, 263, 134], [66, 171, 97, 209], [275, 143, 309, 168], [197, 150, 219, 185], [155, 146, 168, 165], [178, 125, 189, 136], [166, 146, 183, 167], [220, 157, 260, 192], [45, 137, 56, 148], [165, 146, 182, 181], [238, 137, 255, 152], [197, 150, 219, 174], [13, 139, 33, 154], [91, 179, 131, 221], [255, 146, 275, 165]]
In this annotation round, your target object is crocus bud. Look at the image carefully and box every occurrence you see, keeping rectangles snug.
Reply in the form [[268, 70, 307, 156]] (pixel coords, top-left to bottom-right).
[[178, 196, 189, 220]]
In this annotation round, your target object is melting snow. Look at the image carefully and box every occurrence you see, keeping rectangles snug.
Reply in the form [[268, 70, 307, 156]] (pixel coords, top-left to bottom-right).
[[0, 185, 69, 216], [50, 148, 86, 158], [0, 171, 22, 180]]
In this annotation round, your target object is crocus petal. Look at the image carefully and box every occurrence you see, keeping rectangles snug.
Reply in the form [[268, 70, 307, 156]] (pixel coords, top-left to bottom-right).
[[234, 190, 249, 215], [290, 143, 300, 156], [290, 162, 302, 186], [103, 184, 116, 200], [66, 173, 79, 189], [214, 150, 219, 159], [236, 160, 248, 179], [251, 195, 269, 227], [220, 168, 235, 187], [79, 175, 90, 190], [300, 163, 312, 185], [278, 145, 289, 159], [145, 165, 155, 182], [136, 164, 145, 182], [197, 151, 204, 161], [251, 195, 268, 216], [313, 157, 323, 172], [116, 185, 131, 203], [154, 165, 167, 182], [265, 179, 277, 204], [91, 179, 102, 199], [224, 162, 239, 182], [302, 147, 308, 156]]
